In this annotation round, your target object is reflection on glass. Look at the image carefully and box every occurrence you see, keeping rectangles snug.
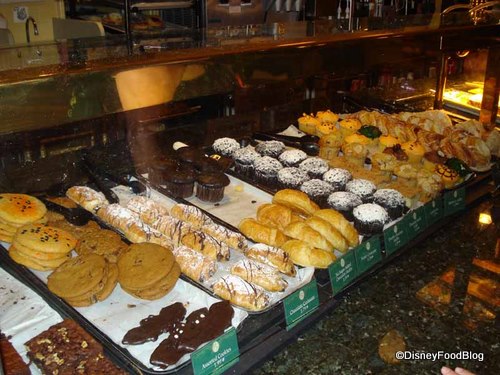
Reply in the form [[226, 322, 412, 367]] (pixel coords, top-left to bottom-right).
[[478, 212, 492, 225]]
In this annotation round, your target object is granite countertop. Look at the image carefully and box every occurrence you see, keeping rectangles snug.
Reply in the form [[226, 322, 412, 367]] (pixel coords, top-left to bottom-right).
[[253, 197, 500, 375]]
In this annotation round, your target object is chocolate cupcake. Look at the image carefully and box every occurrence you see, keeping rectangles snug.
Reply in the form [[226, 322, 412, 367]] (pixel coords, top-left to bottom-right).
[[300, 179, 335, 207], [195, 172, 231, 202], [299, 157, 330, 179], [322, 168, 353, 191], [194, 157, 224, 174], [232, 147, 260, 177], [327, 191, 362, 221], [255, 141, 286, 158], [212, 137, 241, 157], [352, 203, 390, 236], [278, 149, 308, 167], [345, 179, 376, 203], [373, 189, 408, 220], [254, 156, 283, 186], [148, 158, 180, 185], [277, 167, 310, 190], [176, 147, 205, 166], [163, 166, 196, 198]]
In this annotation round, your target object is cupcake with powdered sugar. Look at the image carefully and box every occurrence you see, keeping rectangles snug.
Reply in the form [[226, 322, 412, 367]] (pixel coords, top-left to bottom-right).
[[345, 179, 377, 203], [232, 146, 260, 177], [373, 189, 408, 220], [212, 137, 241, 157], [322, 168, 353, 191], [300, 179, 335, 207], [353, 203, 390, 236], [299, 157, 330, 179], [277, 167, 310, 190], [327, 191, 362, 221], [254, 156, 283, 185], [278, 149, 308, 167], [255, 140, 286, 158]]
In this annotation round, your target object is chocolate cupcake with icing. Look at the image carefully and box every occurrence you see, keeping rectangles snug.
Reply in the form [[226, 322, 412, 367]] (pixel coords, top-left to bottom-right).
[[373, 189, 408, 220], [345, 178, 377, 203], [232, 146, 260, 177], [300, 179, 335, 207], [352, 203, 390, 236], [277, 167, 310, 190], [254, 156, 283, 185], [212, 137, 241, 157], [255, 140, 286, 158], [163, 166, 196, 198], [195, 172, 231, 202], [327, 191, 362, 221], [278, 149, 308, 167], [299, 157, 330, 179], [322, 168, 353, 191]]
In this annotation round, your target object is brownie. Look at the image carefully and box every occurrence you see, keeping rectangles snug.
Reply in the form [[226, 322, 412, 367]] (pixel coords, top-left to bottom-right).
[[195, 172, 231, 202], [0, 333, 30, 375], [25, 319, 126, 375]]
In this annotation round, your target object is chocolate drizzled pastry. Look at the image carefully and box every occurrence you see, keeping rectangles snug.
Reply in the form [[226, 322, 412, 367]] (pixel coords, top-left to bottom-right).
[[150, 301, 234, 368], [122, 302, 186, 345]]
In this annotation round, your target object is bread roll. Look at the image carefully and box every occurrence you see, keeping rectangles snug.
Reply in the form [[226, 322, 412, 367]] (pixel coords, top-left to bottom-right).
[[256, 203, 303, 231], [281, 240, 336, 268], [282, 221, 332, 252], [272, 189, 319, 217], [305, 216, 348, 253], [238, 218, 288, 248], [313, 209, 359, 247]]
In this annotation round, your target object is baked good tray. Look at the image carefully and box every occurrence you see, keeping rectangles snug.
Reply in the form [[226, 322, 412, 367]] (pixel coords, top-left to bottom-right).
[[0, 243, 248, 374]]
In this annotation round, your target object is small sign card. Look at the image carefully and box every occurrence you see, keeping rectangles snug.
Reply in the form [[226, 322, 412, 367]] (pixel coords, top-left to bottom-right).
[[191, 327, 239, 375], [384, 222, 409, 255], [329, 251, 357, 295], [406, 206, 427, 240], [354, 235, 382, 274], [424, 197, 443, 225], [284, 279, 320, 329], [444, 187, 466, 216]]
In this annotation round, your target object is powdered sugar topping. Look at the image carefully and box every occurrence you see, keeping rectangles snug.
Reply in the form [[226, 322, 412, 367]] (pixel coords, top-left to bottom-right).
[[277, 167, 310, 186], [327, 191, 362, 210], [213, 137, 241, 157], [322, 168, 352, 189], [345, 179, 376, 197], [278, 149, 308, 166], [300, 179, 334, 196], [353, 203, 389, 223]]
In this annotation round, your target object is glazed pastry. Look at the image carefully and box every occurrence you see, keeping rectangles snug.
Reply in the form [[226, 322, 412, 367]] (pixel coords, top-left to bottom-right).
[[281, 239, 336, 269], [230, 259, 287, 292], [272, 189, 320, 216], [213, 275, 270, 311], [202, 222, 248, 251], [298, 113, 321, 135], [170, 204, 213, 229], [172, 245, 217, 282], [401, 141, 425, 165], [238, 218, 288, 247], [150, 215, 192, 245], [434, 164, 461, 189], [416, 129, 444, 152], [383, 144, 408, 162], [66, 186, 108, 213], [126, 196, 169, 225], [319, 131, 343, 160], [352, 203, 390, 236], [305, 216, 349, 253], [378, 135, 399, 152], [313, 209, 359, 247], [422, 151, 447, 172], [245, 243, 296, 276], [181, 230, 230, 261], [371, 152, 399, 176], [257, 203, 303, 231], [283, 221, 332, 252], [393, 163, 419, 187]]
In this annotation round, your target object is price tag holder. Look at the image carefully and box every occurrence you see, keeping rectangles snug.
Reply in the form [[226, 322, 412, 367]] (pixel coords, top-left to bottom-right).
[[383, 221, 409, 255], [354, 235, 382, 274], [191, 327, 239, 375], [406, 206, 427, 240], [424, 197, 443, 225], [284, 279, 319, 329], [328, 251, 357, 295], [444, 187, 466, 216]]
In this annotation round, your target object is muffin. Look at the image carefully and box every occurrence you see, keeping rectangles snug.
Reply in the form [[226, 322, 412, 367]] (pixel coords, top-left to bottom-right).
[[298, 113, 321, 135], [195, 172, 231, 202], [212, 137, 241, 157], [353, 203, 390, 236], [373, 189, 408, 220], [315, 122, 337, 138], [345, 179, 377, 203], [163, 166, 196, 198], [319, 130, 343, 160], [401, 141, 425, 165], [422, 151, 447, 172], [316, 109, 339, 124], [232, 147, 260, 177], [322, 168, 352, 191], [148, 158, 179, 185], [176, 147, 205, 166], [327, 191, 362, 221], [193, 157, 224, 174], [341, 142, 368, 167], [378, 135, 399, 152], [344, 133, 371, 146], [339, 118, 362, 138], [255, 141, 286, 158], [254, 156, 283, 185], [300, 179, 335, 207], [299, 157, 330, 179], [278, 149, 308, 167], [277, 167, 310, 189], [370, 152, 399, 177]]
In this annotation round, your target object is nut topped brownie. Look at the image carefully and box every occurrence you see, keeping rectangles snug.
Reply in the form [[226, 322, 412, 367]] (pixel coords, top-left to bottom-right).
[[25, 319, 126, 375]]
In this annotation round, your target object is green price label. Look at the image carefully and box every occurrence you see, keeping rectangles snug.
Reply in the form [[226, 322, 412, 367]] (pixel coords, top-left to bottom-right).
[[424, 197, 443, 225], [444, 188, 466, 216], [406, 206, 427, 240], [384, 222, 408, 255], [191, 327, 239, 375], [328, 251, 357, 295], [284, 279, 319, 329], [354, 236, 382, 274]]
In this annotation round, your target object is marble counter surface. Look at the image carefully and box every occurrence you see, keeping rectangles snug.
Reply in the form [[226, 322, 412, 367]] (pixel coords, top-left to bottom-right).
[[253, 198, 499, 375]]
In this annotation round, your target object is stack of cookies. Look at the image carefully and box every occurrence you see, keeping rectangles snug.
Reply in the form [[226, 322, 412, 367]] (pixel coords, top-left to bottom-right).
[[47, 253, 118, 307], [9, 224, 76, 271], [0, 194, 47, 243], [118, 243, 180, 300], [75, 228, 128, 263]]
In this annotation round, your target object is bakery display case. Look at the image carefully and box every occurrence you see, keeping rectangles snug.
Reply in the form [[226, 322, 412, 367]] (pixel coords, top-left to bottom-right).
[[0, 14, 499, 375]]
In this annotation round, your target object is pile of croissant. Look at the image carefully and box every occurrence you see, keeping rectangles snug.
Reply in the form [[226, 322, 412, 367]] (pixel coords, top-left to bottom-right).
[[238, 189, 359, 269], [345, 110, 499, 171]]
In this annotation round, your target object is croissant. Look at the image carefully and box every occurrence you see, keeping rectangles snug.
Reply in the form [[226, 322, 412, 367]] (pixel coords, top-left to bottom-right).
[[256, 203, 303, 231], [238, 218, 288, 248], [281, 239, 336, 269], [282, 221, 332, 252], [305, 216, 348, 253], [313, 209, 359, 247], [272, 189, 319, 217]]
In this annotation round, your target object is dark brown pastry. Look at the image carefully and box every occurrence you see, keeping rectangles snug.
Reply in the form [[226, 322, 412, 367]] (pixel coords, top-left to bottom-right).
[[195, 172, 230, 202], [383, 144, 408, 162], [163, 166, 196, 198], [0, 333, 30, 375]]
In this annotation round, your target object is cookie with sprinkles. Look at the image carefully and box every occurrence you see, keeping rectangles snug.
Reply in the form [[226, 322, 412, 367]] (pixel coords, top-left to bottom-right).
[[13, 224, 77, 255], [0, 193, 47, 225]]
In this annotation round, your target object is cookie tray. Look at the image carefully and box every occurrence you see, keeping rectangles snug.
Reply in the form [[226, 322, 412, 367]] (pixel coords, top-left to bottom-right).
[[0, 243, 248, 374]]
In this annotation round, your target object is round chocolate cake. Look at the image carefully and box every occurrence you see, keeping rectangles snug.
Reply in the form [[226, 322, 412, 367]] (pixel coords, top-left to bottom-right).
[[326, 191, 362, 221], [322, 168, 353, 191], [373, 189, 408, 220], [352, 203, 389, 236], [345, 178, 377, 203], [277, 167, 310, 190]]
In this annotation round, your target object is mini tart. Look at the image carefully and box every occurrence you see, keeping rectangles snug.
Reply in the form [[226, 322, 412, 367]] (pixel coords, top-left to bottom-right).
[[435, 164, 461, 189], [277, 167, 310, 190], [212, 137, 241, 157], [401, 141, 425, 165], [255, 141, 286, 158], [339, 118, 362, 138], [353, 203, 390, 236], [327, 191, 362, 221], [316, 109, 339, 124], [278, 149, 308, 167], [345, 179, 377, 203], [322, 168, 352, 191], [300, 179, 335, 208], [298, 113, 321, 135], [378, 135, 399, 152], [373, 189, 408, 220]]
